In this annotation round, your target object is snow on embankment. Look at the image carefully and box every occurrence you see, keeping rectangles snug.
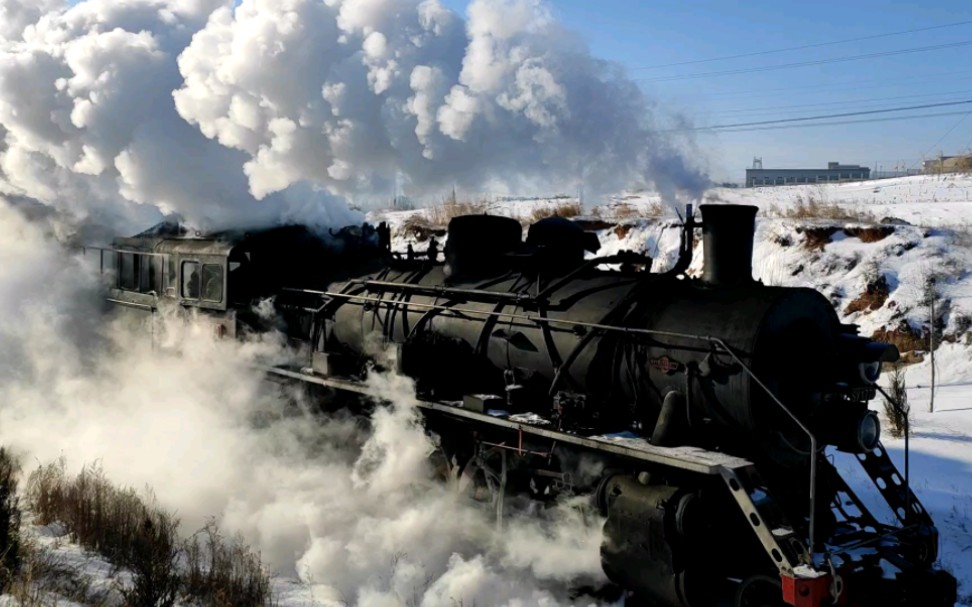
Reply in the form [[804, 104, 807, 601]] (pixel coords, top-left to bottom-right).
[[712, 173, 972, 227]]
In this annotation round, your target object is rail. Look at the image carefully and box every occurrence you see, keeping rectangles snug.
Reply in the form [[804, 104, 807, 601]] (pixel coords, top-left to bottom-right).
[[297, 287, 824, 557]]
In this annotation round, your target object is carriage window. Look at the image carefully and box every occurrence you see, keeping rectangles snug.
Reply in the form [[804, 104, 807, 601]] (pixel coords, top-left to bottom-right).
[[182, 261, 200, 299], [139, 256, 162, 293], [201, 264, 223, 303], [167, 257, 177, 295], [117, 252, 163, 294], [118, 253, 138, 290]]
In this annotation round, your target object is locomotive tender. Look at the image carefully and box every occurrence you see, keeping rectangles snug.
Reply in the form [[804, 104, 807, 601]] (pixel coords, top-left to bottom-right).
[[99, 205, 957, 607]]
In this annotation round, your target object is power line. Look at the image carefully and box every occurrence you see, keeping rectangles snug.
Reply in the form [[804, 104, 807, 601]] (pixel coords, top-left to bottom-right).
[[695, 70, 972, 100], [632, 20, 972, 70], [637, 40, 972, 83], [693, 99, 972, 131], [704, 110, 972, 134], [918, 113, 972, 160], [714, 89, 972, 117]]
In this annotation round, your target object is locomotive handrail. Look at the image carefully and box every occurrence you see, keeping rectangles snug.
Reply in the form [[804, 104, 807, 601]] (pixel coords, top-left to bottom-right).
[[341, 251, 646, 305], [346, 280, 534, 303], [314, 289, 824, 556]]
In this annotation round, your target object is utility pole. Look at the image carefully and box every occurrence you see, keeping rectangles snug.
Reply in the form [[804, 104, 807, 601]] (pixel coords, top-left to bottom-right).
[[929, 278, 936, 413]]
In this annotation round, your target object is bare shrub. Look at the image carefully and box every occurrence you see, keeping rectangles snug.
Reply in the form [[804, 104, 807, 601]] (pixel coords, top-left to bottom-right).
[[121, 510, 181, 607], [882, 363, 910, 439], [0, 447, 22, 593], [10, 538, 106, 606], [399, 214, 441, 242], [25, 462, 181, 606], [424, 197, 489, 227], [768, 201, 875, 222], [598, 201, 663, 220], [183, 520, 275, 607], [528, 201, 582, 224], [25, 461, 274, 607]]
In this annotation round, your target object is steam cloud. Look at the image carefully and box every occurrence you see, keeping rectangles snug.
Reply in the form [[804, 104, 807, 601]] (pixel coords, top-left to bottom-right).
[[0, 0, 706, 232], [0, 0, 705, 603], [0, 200, 610, 605]]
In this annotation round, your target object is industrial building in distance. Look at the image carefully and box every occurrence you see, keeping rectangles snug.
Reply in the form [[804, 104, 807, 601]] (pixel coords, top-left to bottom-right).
[[745, 159, 871, 187]]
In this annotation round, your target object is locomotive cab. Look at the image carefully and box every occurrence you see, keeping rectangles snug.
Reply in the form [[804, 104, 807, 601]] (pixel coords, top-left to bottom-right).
[[95, 222, 389, 340]]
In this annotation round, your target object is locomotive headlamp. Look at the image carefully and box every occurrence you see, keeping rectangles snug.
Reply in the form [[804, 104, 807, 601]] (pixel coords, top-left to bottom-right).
[[857, 411, 881, 452], [817, 403, 881, 453], [858, 361, 882, 384], [837, 335, 899, 386]]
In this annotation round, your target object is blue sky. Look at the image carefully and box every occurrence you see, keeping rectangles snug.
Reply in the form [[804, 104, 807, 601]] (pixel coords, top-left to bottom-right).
[[443, 0, 972, 183]]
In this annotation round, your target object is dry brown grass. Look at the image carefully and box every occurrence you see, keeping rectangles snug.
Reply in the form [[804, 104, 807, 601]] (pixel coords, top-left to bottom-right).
[[25, 460, 275, 607], [8, 537, 111, 606], [423, 192, 491, 227], [767, 199, 876, 222], [0, 447, 21, 594], [595, 202, 664, 221], [27, 461, 182, 607], [183, 520, 273, 607], [527, 201, 583, 224], [399, 214, 442, 242]]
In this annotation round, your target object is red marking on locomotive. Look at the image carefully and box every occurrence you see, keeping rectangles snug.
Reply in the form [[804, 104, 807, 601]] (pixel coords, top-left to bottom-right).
[[649, 356, 683, 375]]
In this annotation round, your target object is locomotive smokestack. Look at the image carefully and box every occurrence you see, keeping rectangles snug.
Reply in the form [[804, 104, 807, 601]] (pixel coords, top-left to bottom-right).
[[700, 204, 758, 286]]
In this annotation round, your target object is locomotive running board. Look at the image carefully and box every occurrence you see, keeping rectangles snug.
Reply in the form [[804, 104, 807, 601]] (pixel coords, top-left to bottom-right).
[[267, 365, 813, 575], [266, 365, 810, 574], [266, 366, 752, 475]]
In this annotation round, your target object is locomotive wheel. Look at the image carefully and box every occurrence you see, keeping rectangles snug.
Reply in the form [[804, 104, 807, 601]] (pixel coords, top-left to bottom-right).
[[734, 574, 786, 607]]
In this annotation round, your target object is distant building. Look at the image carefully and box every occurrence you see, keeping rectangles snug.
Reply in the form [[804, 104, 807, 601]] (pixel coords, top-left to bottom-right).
[[746, 161, 871, 187], [922, 154, 972, 174]]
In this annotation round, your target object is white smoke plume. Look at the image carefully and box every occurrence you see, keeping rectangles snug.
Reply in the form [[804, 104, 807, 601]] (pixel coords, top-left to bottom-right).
[[175, 0, 706, 203], [0, 0, 705, 234], [0, 1, 704, 602], [0, 0, 361, 231], [0, 198, 610, 606]]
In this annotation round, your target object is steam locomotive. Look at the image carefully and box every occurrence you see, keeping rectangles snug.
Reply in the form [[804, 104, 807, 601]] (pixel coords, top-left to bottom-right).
[[98, 204, 957, 607]]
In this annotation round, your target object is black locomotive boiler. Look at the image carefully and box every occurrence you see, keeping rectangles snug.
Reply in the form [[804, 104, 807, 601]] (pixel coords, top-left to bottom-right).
[[99, 205, 957, 607]]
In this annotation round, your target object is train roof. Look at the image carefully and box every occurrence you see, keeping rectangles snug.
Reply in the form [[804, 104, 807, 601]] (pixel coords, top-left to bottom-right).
[[112, 222, 332, 257]]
